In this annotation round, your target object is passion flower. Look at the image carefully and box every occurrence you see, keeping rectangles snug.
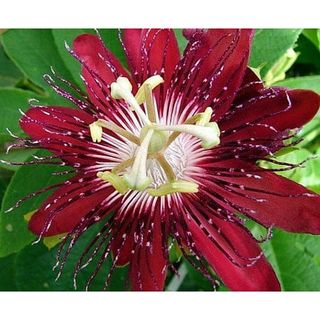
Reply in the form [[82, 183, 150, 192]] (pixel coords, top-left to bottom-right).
[[8, 29, 320, 291]]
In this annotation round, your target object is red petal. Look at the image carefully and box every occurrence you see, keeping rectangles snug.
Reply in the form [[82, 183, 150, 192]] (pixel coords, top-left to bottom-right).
[[233, 68, 264, 105], [186, 214, 280, 291], [265, 89, 320, 130], [205, 160, 320, 234], [20, 106, 95, 166], [28, 175, 114, 236], [122, 29, 180, 87], [73, 34, 132, 113], [219, 89, 320, 158], [221, 89, 319, 136], [170, 29, 253, 121], [111, 213, 137, 266], [129, 212, 166, 291], [20, 106, 94, 139]]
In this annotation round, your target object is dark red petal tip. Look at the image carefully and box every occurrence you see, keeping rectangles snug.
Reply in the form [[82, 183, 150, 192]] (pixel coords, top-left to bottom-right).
[[275, 89, 320, 129], [187, 217, 281, 291], [210, 161, 320, 234]]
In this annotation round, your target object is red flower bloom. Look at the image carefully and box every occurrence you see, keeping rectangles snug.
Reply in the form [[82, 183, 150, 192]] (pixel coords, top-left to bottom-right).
[[13, 29, 320, 291]]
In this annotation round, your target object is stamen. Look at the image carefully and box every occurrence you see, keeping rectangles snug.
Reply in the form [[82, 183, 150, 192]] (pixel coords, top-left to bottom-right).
[[166, 114, 201, 146], [111, 77, 132, 97], [148, 180, 199, 197], [123, 129, 154, 190], [166, 107, 213, 147], [135, 75, 164, 105], [91, 77, 219, 196], [97, 171, 129, 194], [89, 122, 103, 143], [196, 107, 213, 126], [154, 122, 220, 149], [89, 119, 140, 145], [111, 77, 151, 125]]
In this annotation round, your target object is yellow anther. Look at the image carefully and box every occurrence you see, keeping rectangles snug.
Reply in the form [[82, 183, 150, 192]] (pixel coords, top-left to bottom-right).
[[196, 107, 213, 126], [135, 75, 164, 105], [110, 77, 132, 99], [89, 122, 103, 143], [147, 180, 199, 197], [97, 171, 129, 194], [201, 122, 220, 149]]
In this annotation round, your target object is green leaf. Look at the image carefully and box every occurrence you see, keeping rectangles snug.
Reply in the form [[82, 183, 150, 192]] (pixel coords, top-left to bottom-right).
[[303, 29, 320, 50], [0, 148, 36, 171], [174, 29, 187, 53], [15, 222, 128, 291], [0, 253, 17, 290], [259, 148, 320, 192], [1, 29, 75, 105], [166, 263, 189, 291], [262, 229, 320, 291], [1, 29, 75, 89], [51, 29, 92, 89], [174, 260, 220, 291], [99, 29, 127, 67], [1, 29, 128, 107], [249, 29, 302, 78], [0, 88, 40, 139], [294, 34, 320, 72], [0, 154, 71, 257], [0, 42, 23, 87], [0, 171, 12, 204], [276, 75, 320, 93]]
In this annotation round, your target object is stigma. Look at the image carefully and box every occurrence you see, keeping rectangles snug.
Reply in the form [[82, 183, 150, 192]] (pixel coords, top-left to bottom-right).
[[89, 76, 221, 196]]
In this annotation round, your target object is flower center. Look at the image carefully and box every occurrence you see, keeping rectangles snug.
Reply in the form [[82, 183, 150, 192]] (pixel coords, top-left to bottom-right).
[[89, 76, 221, 197]]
